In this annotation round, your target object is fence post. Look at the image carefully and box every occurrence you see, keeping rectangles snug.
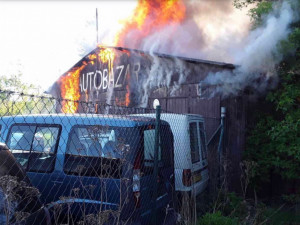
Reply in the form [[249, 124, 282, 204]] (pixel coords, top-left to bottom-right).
[[151, 105, 161, 224]]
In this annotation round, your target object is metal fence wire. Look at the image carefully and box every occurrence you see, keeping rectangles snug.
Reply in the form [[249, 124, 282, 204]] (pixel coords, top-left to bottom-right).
[[0, 90, 222, 225]]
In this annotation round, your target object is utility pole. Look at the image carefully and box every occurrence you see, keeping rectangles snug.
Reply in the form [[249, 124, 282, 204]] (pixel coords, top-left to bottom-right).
[[96, 8, 99, 45]]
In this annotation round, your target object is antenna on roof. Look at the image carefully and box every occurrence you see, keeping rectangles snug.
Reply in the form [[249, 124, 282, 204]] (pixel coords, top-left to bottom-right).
[[96, 8, 99, 45]]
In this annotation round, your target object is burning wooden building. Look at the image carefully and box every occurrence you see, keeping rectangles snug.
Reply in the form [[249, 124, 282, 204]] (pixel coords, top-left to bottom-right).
[[50, 46, 248, 190]]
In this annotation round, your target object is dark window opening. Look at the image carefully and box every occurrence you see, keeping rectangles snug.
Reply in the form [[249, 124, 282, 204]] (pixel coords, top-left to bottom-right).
[[189, 122, 200, 163], [199, 122, 207, 160]]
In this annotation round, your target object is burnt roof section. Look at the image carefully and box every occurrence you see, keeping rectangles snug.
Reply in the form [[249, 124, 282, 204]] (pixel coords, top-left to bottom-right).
[[114, 46, 236, 69], [67, 46, 236, 73]]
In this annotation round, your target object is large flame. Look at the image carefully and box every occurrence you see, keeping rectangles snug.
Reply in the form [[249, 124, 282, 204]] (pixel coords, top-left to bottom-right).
[[59, 64, 86, 113], [115, 0, 186, 47]]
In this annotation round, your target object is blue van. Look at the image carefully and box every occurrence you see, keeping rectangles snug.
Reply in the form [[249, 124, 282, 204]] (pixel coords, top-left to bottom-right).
[[0, 114, 175, 224]]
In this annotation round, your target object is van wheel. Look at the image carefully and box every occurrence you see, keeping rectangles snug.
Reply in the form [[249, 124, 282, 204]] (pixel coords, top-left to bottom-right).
[[176, 191, 196, 225]]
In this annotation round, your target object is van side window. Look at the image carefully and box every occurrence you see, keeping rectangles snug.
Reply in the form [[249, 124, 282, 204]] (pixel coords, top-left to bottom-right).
[[63, 125, 129, 178], [143, 129, 162, 167], [141, 127, 162, 175], [141, 125, 173, 173], [6, 124, 60, 172], [199, 122, 207, 160], [189, 122, 200, 163]]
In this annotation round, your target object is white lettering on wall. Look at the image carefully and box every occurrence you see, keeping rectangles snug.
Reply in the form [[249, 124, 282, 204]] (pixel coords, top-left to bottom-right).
[[133, 63, 141, 82], [94, 70, 102, 90], [115, 65, 124, 88], [103, 69, 108, 90], [82, 73, 88, 92], [79, 63, 140, 93], [123, 64, 130, 85], [87, 72, 94, 91]]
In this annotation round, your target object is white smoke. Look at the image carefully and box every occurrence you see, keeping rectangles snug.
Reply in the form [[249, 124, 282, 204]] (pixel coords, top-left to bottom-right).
[[131, 0, 298, 100], [139, 56, 191, 107], [118, 0, 253, 103], [134, 0, 251, 62], [203, 0, 298, 97]]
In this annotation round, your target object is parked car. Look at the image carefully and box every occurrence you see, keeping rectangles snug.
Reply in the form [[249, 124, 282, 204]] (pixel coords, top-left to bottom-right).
[[133, 114, 209, 197], [0, 142, 51, 225], [0, 114, 176, 224]]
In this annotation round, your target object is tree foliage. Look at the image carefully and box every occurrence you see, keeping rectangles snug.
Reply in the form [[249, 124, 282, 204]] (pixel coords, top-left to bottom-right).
[[0, 74, 55, 116], [233, 0, 274, 9], [248, 1, 273, 28], [239, 0, 300, 186]]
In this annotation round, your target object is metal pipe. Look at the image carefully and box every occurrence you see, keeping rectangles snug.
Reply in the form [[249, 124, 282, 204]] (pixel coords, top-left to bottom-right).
[[207, 107, 226, 146], [207, 124, 221, 146], [96, 8, 99, 45], [218, 107, 226, 186], [218, 107, 226, 153], [151, 105, 161, 224]]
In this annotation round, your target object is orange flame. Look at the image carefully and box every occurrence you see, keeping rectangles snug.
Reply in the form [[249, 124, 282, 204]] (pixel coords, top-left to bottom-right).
[[59, 64, 85, 113], [98, 48, 115, 83], [115, 0, 186, 47], [125, 85, 130, 106]]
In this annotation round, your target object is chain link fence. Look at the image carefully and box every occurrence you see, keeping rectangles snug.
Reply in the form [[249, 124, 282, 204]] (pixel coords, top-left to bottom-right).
[[0, 90, 222, 225]]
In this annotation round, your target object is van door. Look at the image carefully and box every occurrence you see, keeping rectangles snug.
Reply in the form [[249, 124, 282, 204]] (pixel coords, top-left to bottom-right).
[[61, 125, 128, 218], [5, 124, 62, 204], [189, 121, 207, 195], [140, 125, 174, 225]]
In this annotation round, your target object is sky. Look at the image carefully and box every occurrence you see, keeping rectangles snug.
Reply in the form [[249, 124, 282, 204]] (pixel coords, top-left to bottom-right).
[[0, 1, 137, 91]]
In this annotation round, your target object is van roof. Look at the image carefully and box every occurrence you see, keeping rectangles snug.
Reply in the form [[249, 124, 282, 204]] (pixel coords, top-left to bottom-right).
[[0, 114, 169, 128], [132, 113, 205, 122]]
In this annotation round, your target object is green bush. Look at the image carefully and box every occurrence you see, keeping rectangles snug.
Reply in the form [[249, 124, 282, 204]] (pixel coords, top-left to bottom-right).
[[198, 211, 238, 225]]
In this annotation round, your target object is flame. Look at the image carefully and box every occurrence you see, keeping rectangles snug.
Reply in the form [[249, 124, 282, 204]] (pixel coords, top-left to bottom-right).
[[88, 54, 97, 61], [98, 48, 115, 82], [125, 70, 130, 106], [88, 54, 96, 65], [115, 0, 186, 47], [125, 85, 130, 106], [97, 47, 115, 63], [59, 64, 85, 113]]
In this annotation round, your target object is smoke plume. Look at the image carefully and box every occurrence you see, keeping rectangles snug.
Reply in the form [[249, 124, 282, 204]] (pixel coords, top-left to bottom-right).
[[138, 56, 190, 107], [89, 0, 299, 104], [118, 0, 298, 100], [204, 0, 298, 97]]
